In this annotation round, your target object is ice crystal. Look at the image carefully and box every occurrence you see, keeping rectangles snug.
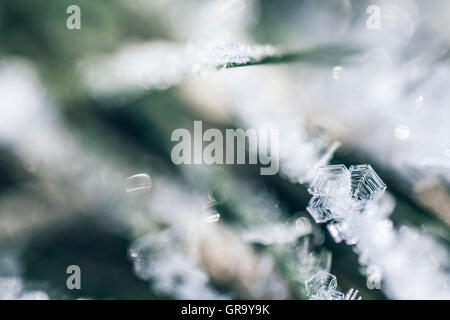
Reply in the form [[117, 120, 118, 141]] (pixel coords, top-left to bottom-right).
[[308, 164, 351, 196], [306, 163, 389, 244], [305, 271, 337, 297], [304, 270, 357, 300], [349, 164, 386, 201]]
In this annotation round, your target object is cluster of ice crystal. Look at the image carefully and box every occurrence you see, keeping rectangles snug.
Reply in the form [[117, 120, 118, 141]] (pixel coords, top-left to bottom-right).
[[305, 271, 361, 300], [307, 164, 386, 230], [305, 271, 338, 299], [307, 164, 390, 247], [307, 164, 450, 299]]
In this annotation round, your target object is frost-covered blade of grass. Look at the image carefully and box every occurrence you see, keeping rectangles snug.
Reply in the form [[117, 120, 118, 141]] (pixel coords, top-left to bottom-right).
[[81, 41, 358, 97], [82, 41, 277, 96]]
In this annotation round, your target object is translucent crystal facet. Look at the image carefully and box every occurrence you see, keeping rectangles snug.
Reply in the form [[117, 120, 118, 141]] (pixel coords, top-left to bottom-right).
[[305, 271, 338, 297], [311, 288, 345, 300], [327, 289, 345, 300], [349, 164, 386, 200], [308, 165, 351, 196], [306, 196, 339, 223]]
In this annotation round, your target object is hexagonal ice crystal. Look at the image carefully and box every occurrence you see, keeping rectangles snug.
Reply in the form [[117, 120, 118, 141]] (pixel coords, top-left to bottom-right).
[[308, 165, 351, 196], [349, 164, 386, 201], [305, 271, 338, 297]]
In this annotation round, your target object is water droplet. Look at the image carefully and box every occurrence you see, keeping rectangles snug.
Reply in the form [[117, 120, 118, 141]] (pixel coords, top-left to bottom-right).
[[125, 173, 152, 193]]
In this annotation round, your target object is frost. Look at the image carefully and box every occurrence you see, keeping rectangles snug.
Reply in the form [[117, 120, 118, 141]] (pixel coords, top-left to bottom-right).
[[241, 218, 312, 245], [129, 230, 227, 300], [124, 173, 152, 193], [82, 41, 278, 96], [305, 271, 337, 297]]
